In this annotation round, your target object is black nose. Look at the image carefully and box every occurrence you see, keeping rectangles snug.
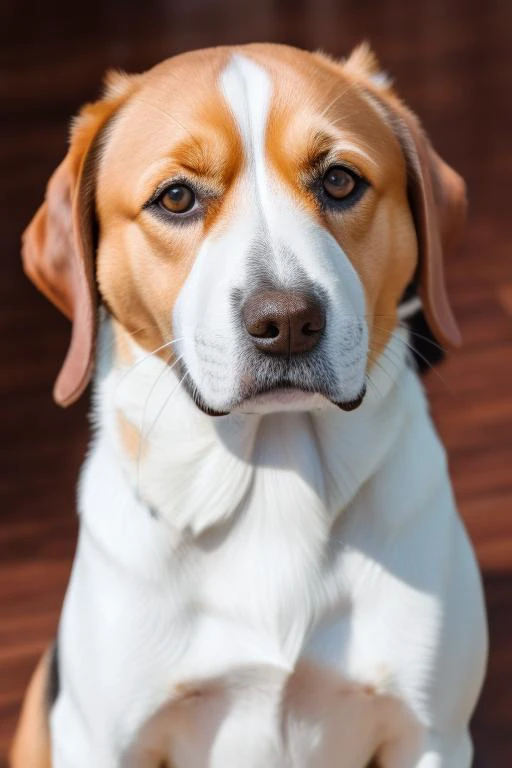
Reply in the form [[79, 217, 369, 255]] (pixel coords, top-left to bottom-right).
[[242, 290, 325, 355]]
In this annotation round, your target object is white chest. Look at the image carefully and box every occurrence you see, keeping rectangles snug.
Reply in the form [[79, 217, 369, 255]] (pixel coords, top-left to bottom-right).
[[51, 334, 486, 768]]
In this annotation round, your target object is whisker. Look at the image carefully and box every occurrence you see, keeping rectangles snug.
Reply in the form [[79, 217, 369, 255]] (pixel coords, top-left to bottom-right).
[[103, 325, 149, 354], [398, 324, 446, 354], [327, 91, 373, 128], [318, 81, 359, 120], [115, 337, 184, 393], [372, 328, 452, 393], [364, 371, 382, 401], [136, 353, 182, 495], [369, 334, 412, 371], [141, 366, 189, 448], [371, 319, 446, 355], [368, 348, 401, 386], [131, 91, 203, 152]]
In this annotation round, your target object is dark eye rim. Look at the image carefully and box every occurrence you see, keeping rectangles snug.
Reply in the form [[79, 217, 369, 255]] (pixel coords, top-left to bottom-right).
[[314, 164, 369, 211]]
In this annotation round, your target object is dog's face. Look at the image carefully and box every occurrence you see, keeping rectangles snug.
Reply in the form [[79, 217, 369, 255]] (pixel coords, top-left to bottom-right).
[[22, 43, 465, 412]]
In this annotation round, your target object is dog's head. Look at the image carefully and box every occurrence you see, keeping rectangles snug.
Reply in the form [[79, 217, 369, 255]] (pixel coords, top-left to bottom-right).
[[23, 43, 465, 414]]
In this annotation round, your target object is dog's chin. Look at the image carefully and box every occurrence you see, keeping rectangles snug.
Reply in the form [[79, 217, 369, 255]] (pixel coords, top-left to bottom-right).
[[236, 388, 327, 414], [185, 379, 367, 417]]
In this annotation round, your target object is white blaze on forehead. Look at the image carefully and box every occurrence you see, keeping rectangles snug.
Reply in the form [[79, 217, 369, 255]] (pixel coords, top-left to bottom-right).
[[217, 52, 366, 329], [220, 54, 272, 209]]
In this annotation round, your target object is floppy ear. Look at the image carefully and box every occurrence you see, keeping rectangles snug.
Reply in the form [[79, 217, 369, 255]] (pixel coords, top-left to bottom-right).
[[392, 103, 466, 348], [343, 43, 466, 348], [22, 78, 133, 406]]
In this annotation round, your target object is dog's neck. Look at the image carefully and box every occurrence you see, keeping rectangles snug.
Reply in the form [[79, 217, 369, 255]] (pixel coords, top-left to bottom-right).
[[93, 314, 413, 540]]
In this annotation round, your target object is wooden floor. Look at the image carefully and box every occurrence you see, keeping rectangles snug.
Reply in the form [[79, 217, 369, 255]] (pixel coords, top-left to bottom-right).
[[1, 0, 511, 764]]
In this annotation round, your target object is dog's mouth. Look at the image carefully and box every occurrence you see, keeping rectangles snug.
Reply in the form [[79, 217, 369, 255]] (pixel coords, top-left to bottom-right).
[[235, 381, 366, 415], [180, 365, 366, 417]]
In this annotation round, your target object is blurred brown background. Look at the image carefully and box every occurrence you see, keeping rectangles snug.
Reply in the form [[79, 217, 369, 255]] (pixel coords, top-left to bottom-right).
[[1, 0, 511, 764]]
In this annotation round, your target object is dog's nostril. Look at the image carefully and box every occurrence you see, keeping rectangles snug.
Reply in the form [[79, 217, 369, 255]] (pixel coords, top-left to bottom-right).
[[302, 321, 322, 336], [252, 322, 280, 339], [266, 323, 280, 339]]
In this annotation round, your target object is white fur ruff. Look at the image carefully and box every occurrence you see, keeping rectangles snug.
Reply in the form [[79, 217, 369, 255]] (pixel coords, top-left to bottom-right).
[[49, 324, 487, 768]]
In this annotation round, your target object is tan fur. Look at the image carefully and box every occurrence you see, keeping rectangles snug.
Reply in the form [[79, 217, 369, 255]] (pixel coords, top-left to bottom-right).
[[112, 317, 136, 366], [117, 410, 143, 461], [10, 651, 52, 768]]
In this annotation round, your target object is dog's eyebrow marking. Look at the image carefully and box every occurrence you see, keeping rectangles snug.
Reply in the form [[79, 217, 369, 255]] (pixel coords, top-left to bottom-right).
[[220, 54, 272, 213], [305, 130, 378, 171]]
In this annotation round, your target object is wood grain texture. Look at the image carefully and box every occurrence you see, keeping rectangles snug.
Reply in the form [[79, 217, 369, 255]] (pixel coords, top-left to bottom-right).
[[1, 0, 511, 764]]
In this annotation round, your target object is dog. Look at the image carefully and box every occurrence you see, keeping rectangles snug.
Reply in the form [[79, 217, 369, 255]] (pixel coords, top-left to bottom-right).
[[11, 43, 487, 767]]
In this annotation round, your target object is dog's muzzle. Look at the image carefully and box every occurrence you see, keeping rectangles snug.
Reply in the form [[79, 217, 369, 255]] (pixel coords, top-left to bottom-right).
[[178, 288, 367, 417]]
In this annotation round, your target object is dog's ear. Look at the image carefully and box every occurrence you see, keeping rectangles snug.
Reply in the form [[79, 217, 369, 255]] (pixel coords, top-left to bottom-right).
[[22, 73, 136, 406], [343, 44, 466, 348], [390, 103, 465, 348], [343, 41, 393, 90]]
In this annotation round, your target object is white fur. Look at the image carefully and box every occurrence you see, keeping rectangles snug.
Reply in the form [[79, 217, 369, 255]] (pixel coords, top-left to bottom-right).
[[51, 323, 487, 768], [49, 54, 487, 768]]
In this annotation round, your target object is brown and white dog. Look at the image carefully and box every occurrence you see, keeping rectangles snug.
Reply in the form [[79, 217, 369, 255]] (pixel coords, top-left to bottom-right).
[[12, 43, 487, 768]]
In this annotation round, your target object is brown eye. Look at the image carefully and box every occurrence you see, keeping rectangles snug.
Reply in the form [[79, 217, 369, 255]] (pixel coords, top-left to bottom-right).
[[322, 166, 357, 200], [159, 184, 195, 214]]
